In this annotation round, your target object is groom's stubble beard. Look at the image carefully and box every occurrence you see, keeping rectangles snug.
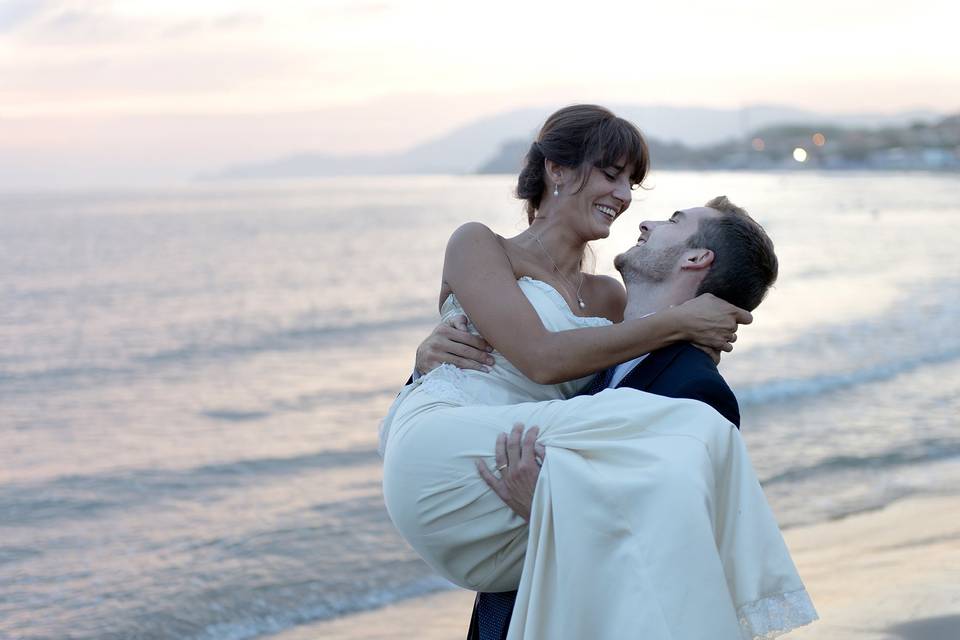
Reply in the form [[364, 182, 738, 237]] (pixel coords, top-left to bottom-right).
[[615, 242, 689, 284]]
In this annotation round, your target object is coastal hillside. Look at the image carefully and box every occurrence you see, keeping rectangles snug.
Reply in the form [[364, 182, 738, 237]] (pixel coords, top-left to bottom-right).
[[478, 114, 960, 173], [208, 105, 944, 180]]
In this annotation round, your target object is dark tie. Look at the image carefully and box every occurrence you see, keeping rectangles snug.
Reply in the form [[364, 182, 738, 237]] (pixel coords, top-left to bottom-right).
[[582, 366, 615, 395], [472, 591, 517, 640]]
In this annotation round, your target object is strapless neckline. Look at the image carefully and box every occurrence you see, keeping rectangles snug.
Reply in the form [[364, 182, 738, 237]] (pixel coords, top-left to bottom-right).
[[441, 277, 612, 327]]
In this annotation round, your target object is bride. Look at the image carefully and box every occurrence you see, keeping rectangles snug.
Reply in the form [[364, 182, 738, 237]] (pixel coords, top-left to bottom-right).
[[380, 104, 816, 639]]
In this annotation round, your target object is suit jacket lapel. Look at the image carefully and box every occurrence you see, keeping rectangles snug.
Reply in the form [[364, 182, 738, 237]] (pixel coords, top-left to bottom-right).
[[615, 342, 687, 391]]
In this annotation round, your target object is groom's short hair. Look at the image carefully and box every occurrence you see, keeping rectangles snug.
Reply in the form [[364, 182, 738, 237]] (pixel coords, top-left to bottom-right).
[[687, 196, 778, 311]]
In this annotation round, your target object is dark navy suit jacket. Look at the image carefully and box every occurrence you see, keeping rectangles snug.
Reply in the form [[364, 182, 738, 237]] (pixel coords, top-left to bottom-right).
[[466, 342, 740, 640]]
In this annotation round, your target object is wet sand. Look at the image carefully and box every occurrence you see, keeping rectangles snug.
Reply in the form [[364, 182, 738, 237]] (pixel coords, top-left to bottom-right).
[[271, 494, 960, 639]]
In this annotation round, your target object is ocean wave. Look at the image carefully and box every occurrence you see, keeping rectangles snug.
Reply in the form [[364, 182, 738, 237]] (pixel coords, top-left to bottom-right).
[[0, 313, 435, 392], [199, 386, 400, 422], [137, 313, 437, 365], [0, 364, 136, 386], [761, 437, 960, 486], [736, 345, 960, 405], [0, 545, 43, 565], [200, 409, 272, 422], [0, 447, 379, 526]]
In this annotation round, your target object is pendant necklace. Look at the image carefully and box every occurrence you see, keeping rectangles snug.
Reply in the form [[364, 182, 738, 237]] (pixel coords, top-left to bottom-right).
[[533, 232, 586, 309]]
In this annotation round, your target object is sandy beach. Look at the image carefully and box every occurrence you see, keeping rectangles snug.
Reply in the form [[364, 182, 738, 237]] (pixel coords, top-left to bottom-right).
[[270, 494, 960, 640]]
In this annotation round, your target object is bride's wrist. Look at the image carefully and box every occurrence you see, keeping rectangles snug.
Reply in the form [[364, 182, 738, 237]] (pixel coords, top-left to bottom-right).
[[631, 306, 687, 348], [655, 306, 688, 343]]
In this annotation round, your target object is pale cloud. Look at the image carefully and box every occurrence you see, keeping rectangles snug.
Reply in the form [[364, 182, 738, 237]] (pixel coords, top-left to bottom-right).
[[0, 0, 56, 32], [4, 1, 263, 45], [4, 0, 954, 118], [0, 46, 309, 110], [0, 0, 957, 187], [30, 5, 137, 44], [160, 13, 264, 40]]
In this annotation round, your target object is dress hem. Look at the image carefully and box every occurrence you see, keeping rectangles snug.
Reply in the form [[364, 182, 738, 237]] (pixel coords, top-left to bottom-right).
[[737, 587, 819, 639]]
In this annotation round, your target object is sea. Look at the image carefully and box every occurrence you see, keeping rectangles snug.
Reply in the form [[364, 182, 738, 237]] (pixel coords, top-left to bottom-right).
[[2, 171, 959, 639]]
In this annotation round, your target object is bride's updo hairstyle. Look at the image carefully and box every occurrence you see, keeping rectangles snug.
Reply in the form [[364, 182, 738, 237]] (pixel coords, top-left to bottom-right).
[[517, 104, 650, 224]]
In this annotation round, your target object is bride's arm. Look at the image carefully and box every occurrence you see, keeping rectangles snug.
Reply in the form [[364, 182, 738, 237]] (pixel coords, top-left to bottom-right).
[[444, 223, 749, 385]]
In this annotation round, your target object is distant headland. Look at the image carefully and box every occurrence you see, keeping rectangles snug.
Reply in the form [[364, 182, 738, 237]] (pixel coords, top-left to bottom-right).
[[208, 105, 958, 180], [479, 115, 960, 173]]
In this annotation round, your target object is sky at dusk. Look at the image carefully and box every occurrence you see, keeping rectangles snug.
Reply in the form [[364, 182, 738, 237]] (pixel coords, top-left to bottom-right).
[[1, 0, 957, 187]]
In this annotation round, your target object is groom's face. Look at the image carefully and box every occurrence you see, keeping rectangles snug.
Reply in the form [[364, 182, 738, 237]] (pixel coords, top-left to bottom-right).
[[614, 207, 719, 282]]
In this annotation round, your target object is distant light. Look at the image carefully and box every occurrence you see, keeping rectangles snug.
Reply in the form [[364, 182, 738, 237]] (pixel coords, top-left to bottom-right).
[[751, 137, 765, 151], [793, 147, 808, 162], [812, 133, 826, 146]]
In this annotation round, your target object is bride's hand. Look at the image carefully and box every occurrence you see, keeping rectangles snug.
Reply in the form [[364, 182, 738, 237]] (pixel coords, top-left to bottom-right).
[[672, 294, 752, 353]]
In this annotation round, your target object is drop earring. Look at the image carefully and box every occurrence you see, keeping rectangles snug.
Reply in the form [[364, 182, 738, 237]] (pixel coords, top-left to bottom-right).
[[553, 183, 560, 197]]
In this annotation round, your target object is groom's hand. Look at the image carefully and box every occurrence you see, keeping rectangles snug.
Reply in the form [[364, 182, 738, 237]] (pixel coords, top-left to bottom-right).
[[415, 314, 494, 375], [476, 423, 546, 522], [692, 343, 724, 365]]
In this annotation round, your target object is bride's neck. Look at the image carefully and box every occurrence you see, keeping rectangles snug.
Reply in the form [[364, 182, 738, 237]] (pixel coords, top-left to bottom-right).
[[522, 221, 585, 274]]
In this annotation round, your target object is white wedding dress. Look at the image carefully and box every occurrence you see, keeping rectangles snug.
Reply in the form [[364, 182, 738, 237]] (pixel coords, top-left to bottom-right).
[[380, 277, 817, 639]]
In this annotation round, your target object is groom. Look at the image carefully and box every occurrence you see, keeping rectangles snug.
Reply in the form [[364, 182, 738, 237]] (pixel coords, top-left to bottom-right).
[[412, 196, 778, 640]]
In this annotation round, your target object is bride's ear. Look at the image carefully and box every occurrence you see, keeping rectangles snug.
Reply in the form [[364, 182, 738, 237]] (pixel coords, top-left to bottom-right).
[[544, 159, 565, 187], [680, 249, 715, 271]]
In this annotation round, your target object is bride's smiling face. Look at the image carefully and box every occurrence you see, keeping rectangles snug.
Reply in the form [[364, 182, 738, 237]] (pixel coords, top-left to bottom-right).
[[558, 158, 635, 240]]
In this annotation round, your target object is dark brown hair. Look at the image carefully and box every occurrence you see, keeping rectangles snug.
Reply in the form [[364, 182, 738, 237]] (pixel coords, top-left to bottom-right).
[[687, 196, 778, 311], [517, 105, 650, 224]]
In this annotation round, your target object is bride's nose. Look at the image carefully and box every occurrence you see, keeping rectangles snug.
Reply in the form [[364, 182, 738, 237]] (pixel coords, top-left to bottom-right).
[[613, 176, 632, 209]]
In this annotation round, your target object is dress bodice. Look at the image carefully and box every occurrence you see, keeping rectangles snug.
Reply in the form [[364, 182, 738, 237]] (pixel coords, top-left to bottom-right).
[[425, 277, 612, 406], [378, 278, 612, 456]]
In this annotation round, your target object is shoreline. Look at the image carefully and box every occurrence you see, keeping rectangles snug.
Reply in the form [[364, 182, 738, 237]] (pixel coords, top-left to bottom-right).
[[266, 493, 960, 640]]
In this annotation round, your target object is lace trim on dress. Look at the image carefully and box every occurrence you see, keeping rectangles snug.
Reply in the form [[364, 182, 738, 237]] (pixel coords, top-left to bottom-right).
[[378, 364, 478, 458], [737, 588, 819, 639], [418, 363, 477, 405]]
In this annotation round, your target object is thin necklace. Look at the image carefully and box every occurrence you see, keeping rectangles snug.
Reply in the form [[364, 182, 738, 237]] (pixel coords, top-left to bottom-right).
[[533, 233, 586, 309]]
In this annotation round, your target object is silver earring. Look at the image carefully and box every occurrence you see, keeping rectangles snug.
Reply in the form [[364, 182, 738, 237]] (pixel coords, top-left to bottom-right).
[[553, 183, 560, 197]]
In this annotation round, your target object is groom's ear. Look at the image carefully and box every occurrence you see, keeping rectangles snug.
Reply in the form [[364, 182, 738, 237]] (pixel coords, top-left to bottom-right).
[[680, 248, 715, 272]]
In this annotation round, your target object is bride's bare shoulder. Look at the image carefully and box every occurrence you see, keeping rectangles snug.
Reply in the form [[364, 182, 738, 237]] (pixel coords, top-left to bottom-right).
[[442, 222, 515, 290], [445, 222, 511, 264], [447, 221, 498, 245]]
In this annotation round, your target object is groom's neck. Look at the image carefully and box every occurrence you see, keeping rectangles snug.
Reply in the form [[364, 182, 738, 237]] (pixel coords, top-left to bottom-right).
[[622, 281, 694, 320]]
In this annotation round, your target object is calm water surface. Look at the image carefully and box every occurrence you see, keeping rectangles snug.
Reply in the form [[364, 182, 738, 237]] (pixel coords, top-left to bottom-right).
[[2, 172, 959, 639]]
